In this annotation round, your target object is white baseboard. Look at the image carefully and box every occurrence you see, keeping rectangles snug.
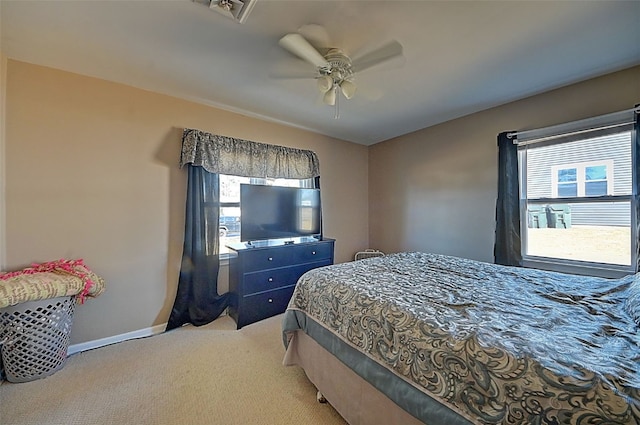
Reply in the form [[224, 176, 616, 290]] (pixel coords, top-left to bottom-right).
[[67, 323, 167, 355]]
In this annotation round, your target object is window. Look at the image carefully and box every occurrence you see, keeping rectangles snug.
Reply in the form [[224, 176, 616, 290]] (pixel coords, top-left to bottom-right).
[[517, 113, 637, 275], [556, 167, 577, 197], [551, 160, 613, 198], [218, 175, 313, 255]]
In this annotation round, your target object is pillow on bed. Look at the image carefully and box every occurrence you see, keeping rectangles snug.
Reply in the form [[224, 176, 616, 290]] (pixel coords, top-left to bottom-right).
[[625, 274, 640, 326]]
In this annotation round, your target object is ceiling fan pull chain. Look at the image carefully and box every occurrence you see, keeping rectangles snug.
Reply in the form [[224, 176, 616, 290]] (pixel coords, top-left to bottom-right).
[[334, 86, 340, 120]]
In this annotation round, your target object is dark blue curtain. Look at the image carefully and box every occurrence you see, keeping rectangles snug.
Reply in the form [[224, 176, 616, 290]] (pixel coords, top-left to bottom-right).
[[314, 176, 323, 239], [166, 165, 230, 330], [494, 131, 522, 266], [635, 109, 640, 272]]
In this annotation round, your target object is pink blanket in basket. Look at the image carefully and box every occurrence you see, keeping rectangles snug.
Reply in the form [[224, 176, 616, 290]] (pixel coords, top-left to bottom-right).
[[0, 259, 105, 308]]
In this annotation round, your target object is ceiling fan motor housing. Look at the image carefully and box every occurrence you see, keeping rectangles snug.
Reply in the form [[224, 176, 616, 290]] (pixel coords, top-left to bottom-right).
[[321, 49, 354, 86]]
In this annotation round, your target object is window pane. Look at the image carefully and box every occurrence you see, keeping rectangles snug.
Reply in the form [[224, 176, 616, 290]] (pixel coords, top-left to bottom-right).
[[525, 201, 631, 266], [557, 183, 577, 197], [520, 129, 633, 271], [558, 168, 576, 182], [220, 175, 251, 203], [524, 131, 632, 199], [219, 175, 248, 254], [585, 181, 607, 196], [585, 165, 606, 181]]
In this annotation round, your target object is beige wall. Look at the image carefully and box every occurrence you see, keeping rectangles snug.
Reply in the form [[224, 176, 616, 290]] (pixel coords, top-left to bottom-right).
[[369, 65, 640, 263], [4, 59, 639, 345], [0, 52, 6, 269], [4, 60, 369, 344]]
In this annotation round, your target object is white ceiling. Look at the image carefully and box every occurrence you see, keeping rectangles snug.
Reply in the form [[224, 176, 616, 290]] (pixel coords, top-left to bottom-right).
[[2, 1, 639, 145]]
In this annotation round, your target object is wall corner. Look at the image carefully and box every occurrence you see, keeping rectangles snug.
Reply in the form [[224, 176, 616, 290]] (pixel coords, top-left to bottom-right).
[[0, 53, 7, 270]]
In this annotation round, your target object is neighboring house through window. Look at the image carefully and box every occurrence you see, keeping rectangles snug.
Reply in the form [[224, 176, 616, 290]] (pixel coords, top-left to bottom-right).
[[516, 109, 637, 276]]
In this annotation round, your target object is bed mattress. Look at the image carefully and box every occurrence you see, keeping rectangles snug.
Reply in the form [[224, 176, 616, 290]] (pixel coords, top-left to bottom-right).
[[282, 252, 640, 425]]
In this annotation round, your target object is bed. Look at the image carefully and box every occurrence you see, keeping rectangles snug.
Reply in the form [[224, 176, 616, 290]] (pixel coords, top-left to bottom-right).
[[281, 252, 640, 425]]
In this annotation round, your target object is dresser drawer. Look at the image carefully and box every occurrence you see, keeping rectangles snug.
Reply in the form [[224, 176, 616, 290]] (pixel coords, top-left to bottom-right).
[[239, 286, 295, 327], [227, 238, 335, 329], [242, 260, 332, 295], [241, 242, 333, 272], [295, 242, 333, 263]]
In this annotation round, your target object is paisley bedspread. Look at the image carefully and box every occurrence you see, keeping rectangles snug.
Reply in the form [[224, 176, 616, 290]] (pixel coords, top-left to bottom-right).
[[282, 252, 640, 425]]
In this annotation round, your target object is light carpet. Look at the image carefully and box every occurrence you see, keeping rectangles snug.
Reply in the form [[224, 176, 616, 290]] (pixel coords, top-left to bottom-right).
[[0, 314, 347, 425]]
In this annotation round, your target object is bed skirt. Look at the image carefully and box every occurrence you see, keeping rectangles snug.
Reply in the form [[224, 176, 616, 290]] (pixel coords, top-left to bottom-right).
[[283, 329, 427, 425]]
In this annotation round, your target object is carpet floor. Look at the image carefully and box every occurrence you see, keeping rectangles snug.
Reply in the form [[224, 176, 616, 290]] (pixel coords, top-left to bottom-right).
[[0, 314, 348, 425]]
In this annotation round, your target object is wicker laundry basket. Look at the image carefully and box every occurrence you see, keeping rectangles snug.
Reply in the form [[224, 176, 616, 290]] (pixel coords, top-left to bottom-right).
[[0, 296, 76, 383]]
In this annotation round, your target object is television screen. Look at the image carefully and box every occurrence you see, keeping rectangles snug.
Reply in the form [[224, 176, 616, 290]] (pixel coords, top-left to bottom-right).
[[240, 184, 321, 242]]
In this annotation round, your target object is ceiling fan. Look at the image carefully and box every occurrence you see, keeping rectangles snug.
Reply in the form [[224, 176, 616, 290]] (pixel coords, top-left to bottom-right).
[[276, 27, 403, 118]]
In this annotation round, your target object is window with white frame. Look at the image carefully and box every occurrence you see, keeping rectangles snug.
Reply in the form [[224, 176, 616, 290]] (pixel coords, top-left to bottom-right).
[[551, 160, 614, 198], [218, 174, 313, 255], [517, 110, 637, 274]]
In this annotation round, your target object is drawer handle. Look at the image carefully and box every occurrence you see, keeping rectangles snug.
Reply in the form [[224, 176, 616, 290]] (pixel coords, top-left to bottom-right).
[[268, 257, 273, 261], [268, 298, 273, 303], [268, 277, 273, 282], [312, 251, 316, 255]]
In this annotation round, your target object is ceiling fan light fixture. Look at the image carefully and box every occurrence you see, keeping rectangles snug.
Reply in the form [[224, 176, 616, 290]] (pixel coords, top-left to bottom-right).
[[323, 87, 336, 106], [340, 80, 357, 99], [317, 75, 333, 93]]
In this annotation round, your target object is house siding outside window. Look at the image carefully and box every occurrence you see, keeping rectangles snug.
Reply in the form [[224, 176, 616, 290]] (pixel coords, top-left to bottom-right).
[[519, 125, 635, 272]]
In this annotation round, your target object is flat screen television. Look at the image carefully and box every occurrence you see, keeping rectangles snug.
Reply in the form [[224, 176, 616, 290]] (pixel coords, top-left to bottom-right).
[[240, 184, 322, 243]]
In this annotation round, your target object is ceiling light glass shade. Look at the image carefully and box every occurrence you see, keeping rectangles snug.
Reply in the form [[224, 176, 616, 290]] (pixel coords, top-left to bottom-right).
[[323, 87, 336, 106], [340, 80, 357, 99], [317, 75, 333, 93]]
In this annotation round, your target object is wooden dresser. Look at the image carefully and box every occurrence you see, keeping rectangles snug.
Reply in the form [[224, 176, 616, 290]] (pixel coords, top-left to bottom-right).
[[227, 238, 335, 329]]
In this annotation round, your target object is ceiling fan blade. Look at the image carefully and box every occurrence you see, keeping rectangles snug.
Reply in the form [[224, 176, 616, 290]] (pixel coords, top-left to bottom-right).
[[353, 83, 384, 102], [269, 71, 318, 80], [269, 58, 318, 79], [351, 40, 403, 73], [297, 24, 331, 50], [278, 33, 329, 68]]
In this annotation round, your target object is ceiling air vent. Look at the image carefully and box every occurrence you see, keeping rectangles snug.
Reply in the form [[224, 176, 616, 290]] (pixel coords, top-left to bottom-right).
[[195, 0, 257, 24]]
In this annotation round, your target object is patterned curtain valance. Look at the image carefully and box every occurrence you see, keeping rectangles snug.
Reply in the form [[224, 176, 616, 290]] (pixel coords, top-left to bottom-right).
[[180, 128, 320, 179]]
